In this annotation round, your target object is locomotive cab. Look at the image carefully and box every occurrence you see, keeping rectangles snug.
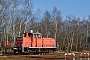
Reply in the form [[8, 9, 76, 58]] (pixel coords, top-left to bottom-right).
[[34, 32, 42, 38]]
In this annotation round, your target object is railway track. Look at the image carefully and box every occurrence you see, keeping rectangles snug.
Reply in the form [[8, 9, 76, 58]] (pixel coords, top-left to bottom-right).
[[0, 53, 65, 60], [0, 52, 90, 60]]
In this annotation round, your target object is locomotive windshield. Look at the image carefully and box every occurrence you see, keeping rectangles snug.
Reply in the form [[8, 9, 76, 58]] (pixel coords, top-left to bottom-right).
[[17, 37, 23, 40], [34, 33, 42, 38]]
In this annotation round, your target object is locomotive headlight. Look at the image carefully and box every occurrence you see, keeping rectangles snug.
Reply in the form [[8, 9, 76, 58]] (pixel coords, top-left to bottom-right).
[[13, 48, 18, 50]]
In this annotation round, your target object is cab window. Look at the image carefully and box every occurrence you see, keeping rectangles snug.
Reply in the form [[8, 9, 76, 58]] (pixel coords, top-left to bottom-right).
[[17, 37, 23, 40]]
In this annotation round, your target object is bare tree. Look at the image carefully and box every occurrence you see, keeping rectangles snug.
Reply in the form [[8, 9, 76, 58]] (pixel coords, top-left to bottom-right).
[[42, 11, 51, 37], [52, 7, 62, 50]]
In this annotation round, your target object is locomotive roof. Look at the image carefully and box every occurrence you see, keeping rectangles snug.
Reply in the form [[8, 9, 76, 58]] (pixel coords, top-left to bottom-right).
[[33, 33, 42, 35], [25, 32, 42, 35]]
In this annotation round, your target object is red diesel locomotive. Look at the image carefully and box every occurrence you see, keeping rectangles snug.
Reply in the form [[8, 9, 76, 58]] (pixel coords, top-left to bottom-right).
[[13, 31, 56, 54]]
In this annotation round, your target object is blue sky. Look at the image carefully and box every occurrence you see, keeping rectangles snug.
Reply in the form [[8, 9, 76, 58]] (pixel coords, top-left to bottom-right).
[[33, 0, 90, 18]]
